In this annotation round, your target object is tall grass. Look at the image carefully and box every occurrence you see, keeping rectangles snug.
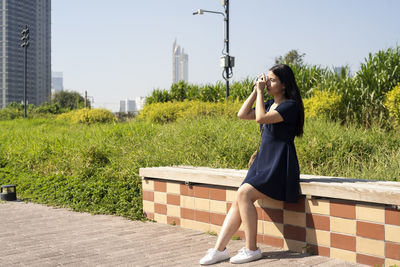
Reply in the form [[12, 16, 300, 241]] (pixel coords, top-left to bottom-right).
[[1, 117, 399, 219], [146, 46, 400, 128]]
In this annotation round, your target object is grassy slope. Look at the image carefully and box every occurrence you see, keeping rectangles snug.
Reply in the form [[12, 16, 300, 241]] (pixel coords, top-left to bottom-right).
[[0, 117, 399, 219]]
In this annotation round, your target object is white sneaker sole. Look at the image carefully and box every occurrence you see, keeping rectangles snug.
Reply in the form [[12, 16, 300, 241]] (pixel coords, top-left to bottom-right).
[[230, 254, 262, 264]]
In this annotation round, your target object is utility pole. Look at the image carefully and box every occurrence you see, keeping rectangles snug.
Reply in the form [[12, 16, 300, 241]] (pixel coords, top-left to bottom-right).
[[20, 25, 30, 118], [85, 91, 87, 108], [193, 0, 234, 99], [222, 0, 231, 98]]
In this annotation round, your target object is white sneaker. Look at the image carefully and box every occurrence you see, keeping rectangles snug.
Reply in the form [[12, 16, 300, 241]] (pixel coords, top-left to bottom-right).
[[229, 247, 262, 264], [199, 248, 230, 265]]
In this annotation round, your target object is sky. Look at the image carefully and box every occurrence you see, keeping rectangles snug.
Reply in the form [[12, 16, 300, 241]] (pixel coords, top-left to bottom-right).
[[52, 0, 400, 112]]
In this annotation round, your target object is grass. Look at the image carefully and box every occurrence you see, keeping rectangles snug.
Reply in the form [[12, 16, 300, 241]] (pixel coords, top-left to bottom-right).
[[0, 117, 399, 220]]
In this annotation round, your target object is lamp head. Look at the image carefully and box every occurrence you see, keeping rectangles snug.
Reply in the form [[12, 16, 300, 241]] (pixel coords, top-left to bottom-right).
[[193, 9, 204, 15]]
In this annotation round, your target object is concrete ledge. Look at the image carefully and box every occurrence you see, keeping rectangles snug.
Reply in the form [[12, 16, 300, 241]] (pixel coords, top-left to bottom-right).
[[140, 166, 400, 266], [139, 166, 400, 206]]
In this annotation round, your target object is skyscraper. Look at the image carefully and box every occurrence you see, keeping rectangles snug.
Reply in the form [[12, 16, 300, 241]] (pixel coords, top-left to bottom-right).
[[0, 0, 51, 109], [51, 72, 64, 94], [172, 39, 188, 84]]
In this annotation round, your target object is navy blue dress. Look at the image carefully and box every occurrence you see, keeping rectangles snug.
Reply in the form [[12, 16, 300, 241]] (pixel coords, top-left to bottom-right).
[[242, 99, 300, 203]]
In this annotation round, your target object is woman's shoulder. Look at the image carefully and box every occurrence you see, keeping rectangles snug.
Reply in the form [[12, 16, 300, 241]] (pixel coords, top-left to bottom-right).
[[276, 99, 298, 119], [279, 99, 297, 109]]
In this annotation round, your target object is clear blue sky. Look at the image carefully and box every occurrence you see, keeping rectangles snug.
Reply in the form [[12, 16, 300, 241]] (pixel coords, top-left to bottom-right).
[[52, 0, 400, 111]]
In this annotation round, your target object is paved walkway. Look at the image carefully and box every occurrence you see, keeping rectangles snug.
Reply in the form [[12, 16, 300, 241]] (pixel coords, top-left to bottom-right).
[[0, 201, 366, 267]]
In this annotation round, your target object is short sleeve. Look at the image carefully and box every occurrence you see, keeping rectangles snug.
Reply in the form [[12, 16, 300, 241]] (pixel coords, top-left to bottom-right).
[[275, 100, 298, 124], [252, 100, 272, 111]]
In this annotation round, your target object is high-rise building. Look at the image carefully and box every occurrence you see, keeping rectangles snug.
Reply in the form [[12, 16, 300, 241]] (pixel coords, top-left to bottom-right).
[[51, 72, 63, 94], [172, 39, 188, 84], [119, 97, 145, 114], [0, 0, 51, 109]]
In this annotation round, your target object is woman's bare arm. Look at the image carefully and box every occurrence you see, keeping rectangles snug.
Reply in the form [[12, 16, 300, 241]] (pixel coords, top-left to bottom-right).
[[255, 91, 284, 124], [237, 87, 257, 120]]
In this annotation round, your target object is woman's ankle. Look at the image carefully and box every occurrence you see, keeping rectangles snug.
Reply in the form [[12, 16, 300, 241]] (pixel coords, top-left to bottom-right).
[[215, 246, 226, 252]]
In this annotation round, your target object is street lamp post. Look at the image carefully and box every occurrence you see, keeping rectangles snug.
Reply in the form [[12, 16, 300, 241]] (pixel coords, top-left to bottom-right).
[[193, 0, 234, 99], [20, 25, 30, 118]]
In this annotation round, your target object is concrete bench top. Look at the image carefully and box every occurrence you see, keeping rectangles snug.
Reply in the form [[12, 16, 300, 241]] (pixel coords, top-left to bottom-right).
[[139, 166, 400, 207]]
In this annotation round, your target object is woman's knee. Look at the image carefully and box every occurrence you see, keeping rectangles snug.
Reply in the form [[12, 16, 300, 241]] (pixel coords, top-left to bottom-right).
[[237, 183, 262, 203], [236, 185, 253, 203]]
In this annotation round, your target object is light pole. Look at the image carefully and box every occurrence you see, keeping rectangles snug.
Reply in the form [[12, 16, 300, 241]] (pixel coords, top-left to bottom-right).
[[193, 0, 234, 99], [20, 25, 30, 118]]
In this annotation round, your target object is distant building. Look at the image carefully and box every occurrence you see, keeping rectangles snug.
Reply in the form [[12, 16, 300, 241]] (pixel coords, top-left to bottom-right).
[[0, 0, 51, 108], [172, 39, 188, 84], [51, 72, 64, 94], [119, 97, 145, 114]]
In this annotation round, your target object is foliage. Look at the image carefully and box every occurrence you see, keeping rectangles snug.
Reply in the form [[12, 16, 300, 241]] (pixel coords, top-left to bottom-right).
[[51, 91, 89, 110], [0, 116, 399, 221], [144, 46, 400, 128], [275, 49, 306, 66], [0, 102, 65, 120], [229, 78, 255, 101], [348, 46, 400, 127], [0, 104, 24, 120], [145, 80, 256, 104], [114, 112, 136, 122], [170, 81, 191, 101], [303, 90, 342, 120], [384, 83, 400, 126], [32, 102, 64, 114], [145, 89, 172, 105], [137, 100, 242, 123], [57, 108, 116, 124]]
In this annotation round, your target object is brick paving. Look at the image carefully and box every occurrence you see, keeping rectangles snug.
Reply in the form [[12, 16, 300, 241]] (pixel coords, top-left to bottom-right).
[[0, 201, 366, 266]]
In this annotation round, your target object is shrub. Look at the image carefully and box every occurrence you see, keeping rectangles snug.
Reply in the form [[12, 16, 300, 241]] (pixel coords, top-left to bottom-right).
[[52, 91, 88, 110], [137, 100, 242, 123], [145, 89, 172, 105], [303, 90, 342, 120], [347, 46, 400, 127], [0, 106, 22, 120], [137, 102, 185, 123], [384, 83, 400, 126], [32, 103, 64, 114], [198, 82, 225, 102], [57, 108, 116, 124], [229, 78, 255, 101]]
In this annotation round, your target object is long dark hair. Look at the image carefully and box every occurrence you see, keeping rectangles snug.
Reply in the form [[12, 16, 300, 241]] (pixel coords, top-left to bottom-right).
[[270, 64, 304, 137]]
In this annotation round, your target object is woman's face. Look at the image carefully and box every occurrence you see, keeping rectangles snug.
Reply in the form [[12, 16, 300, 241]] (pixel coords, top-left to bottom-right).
[[266, 71, 285, 96]]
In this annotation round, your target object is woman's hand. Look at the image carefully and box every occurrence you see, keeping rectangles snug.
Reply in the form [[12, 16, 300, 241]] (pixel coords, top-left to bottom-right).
[[255, 73, 267, 94]]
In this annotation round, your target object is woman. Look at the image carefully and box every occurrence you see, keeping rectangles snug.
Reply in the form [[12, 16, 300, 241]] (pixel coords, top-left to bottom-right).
[[200, 64, 304, 265]]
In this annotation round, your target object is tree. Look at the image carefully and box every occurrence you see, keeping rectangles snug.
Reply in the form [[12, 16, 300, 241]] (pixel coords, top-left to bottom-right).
[[275, 50, 306, 66], [51, 91, 88, 110]]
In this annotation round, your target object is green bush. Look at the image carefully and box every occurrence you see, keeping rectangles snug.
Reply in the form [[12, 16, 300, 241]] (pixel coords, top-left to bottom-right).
[[0, 106, 22, 120], [32, 103, 64, 115], [346, 46, 400, 127], [384, 83, 400, 126], [57, 108, 116, 124], [51, 91, 88, 110], [144, 46, 400, 128], [303, 90, 342, 120], [145, 80, 256, 104], [0, 102, 68, 120], [137, 100, 242, 123], [229, 78, 255, 101]]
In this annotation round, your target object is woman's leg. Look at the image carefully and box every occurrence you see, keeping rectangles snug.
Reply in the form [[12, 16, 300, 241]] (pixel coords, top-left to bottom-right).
[[214, 200, 242, 251], [236, 183, 266, 251]]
